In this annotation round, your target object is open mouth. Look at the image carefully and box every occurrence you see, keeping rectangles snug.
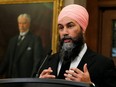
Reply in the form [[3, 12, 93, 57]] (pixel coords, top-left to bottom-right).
[[63, 39, 72, 43]]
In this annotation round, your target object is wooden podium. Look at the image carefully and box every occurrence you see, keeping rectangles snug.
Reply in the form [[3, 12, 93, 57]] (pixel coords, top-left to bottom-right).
[[0, 78, 92, 87]]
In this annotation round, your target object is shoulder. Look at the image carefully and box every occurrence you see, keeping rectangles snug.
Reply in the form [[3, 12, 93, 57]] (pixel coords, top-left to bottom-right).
[[49, 53, 59, 61], [86, 48, 115, 67], [8, 35, 18, 43], [26, 32, 41, 41]]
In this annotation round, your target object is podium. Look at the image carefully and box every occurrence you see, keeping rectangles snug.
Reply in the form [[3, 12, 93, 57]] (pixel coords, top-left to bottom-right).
[[0, 78, 92, 87]]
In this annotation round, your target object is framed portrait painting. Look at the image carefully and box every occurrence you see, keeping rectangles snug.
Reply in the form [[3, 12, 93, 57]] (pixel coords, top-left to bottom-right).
[[0, 0, 63, 60]]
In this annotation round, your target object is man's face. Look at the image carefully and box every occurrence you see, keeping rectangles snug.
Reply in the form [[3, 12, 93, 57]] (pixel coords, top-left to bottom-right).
[[58, 17, 84, 45], [18, 17, 30, 33]]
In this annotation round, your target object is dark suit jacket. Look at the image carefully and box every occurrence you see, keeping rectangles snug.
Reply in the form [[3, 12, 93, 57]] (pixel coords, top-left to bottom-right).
[[0, 31, 43, 78], [38, 48, 116, 87]]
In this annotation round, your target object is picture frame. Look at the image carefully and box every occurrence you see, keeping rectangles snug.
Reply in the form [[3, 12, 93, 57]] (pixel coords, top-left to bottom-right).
[[0, 0, 63, 59]]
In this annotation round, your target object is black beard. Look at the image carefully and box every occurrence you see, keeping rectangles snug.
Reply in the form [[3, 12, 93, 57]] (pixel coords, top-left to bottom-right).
[[59, 32, 84, 62]]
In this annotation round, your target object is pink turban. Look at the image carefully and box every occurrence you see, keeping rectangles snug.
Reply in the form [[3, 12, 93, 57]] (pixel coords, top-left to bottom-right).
[[58, 4, 89, 32]]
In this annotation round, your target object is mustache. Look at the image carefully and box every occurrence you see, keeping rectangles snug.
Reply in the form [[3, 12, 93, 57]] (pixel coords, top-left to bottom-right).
[[60, 35, 73, 47], [61, 35, 73, 42]]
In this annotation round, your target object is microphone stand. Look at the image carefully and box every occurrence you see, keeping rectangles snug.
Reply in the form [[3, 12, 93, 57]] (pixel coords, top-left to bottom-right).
[[35, 50, 52, 77]]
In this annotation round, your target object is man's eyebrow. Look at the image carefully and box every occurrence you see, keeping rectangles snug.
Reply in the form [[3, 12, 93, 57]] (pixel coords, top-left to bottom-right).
[[67, 22, 74, 25], [65, 22, 74, 26], [58, 24, 62, 26]]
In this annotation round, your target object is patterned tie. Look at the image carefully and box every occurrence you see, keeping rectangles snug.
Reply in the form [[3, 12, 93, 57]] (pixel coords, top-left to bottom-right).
[[17, 35, 23, 45]]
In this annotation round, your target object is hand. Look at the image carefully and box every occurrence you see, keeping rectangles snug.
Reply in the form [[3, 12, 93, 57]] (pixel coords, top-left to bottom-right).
[[64, 63, 92, 84], [39, 67, 56, 79]]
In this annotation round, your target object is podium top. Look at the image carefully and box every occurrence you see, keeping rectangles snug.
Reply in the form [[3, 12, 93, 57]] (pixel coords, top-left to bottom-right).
[[0, 78, 91, 87]]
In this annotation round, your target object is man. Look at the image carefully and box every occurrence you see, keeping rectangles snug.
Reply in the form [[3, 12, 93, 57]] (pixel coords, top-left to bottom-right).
[[0, 13, 43, 78], [37, 4, 116, 87]]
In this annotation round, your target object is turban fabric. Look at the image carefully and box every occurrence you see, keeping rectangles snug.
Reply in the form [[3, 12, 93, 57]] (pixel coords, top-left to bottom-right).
[[58, 4, 89, 32]]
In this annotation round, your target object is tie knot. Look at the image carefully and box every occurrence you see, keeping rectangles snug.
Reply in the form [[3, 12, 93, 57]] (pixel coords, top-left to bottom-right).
[[20, 35, 23, 37], [19, 35, 24, 40], [17, 35, 24, 45]]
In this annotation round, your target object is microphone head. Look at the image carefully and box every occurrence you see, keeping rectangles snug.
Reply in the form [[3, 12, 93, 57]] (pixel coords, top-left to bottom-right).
[[48, 50, 52, 55]]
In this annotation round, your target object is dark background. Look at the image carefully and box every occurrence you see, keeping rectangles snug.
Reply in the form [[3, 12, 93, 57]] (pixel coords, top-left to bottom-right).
[[0, 2, 53, 63]]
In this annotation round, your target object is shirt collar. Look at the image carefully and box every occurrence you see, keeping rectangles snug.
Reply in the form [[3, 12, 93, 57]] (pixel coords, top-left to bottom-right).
[[78, 43, 87, 58], [70, 43, 87, 68], [20, 30, 29, 36]]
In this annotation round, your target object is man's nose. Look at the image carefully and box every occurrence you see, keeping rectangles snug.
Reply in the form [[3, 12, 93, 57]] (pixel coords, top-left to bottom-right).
[[62, 28, 68, 34], [63, 34, 68, 37]]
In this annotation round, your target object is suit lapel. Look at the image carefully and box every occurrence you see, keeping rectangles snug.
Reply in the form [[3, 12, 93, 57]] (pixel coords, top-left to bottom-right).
[[16, 32, 32, 61], [77, 48, 96, 71], [9, 36, 19, 63], [49, 53, 60, 76]]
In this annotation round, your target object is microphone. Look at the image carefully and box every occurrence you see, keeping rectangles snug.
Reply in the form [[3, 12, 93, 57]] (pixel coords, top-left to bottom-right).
[[35, 50, 52, 77]]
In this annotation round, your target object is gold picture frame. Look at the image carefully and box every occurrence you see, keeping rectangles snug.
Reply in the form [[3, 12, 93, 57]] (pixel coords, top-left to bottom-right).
[[0, 0, 63, 57]]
